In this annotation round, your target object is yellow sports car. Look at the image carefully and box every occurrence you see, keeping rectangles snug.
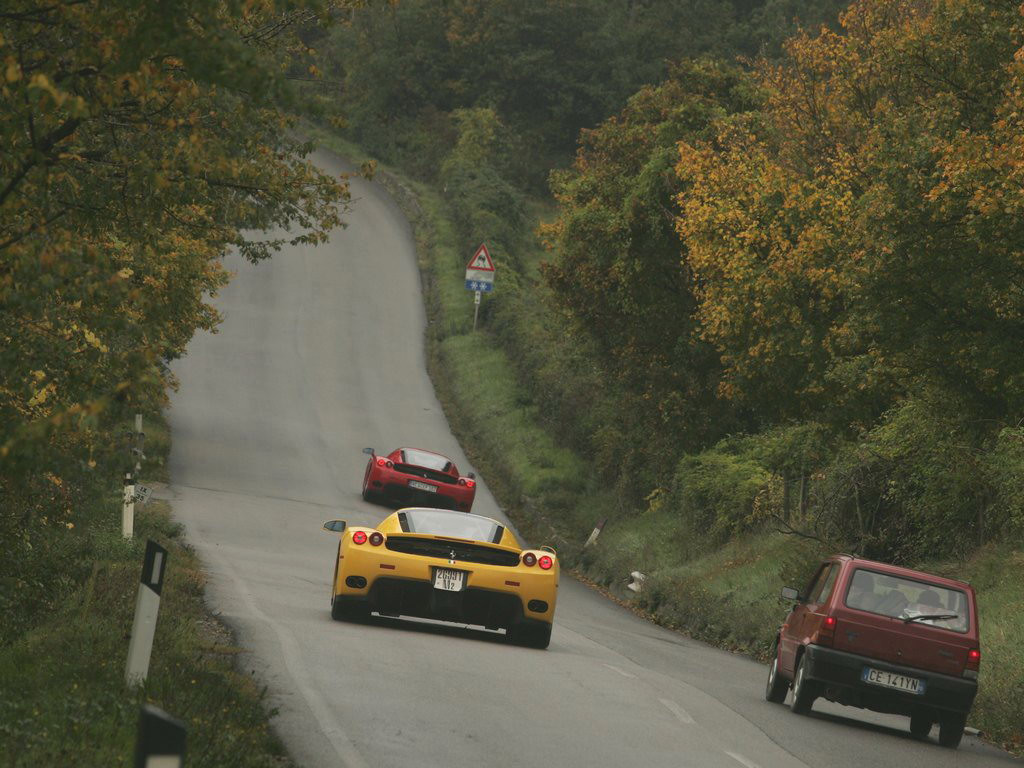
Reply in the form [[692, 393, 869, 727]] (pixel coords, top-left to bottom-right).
[[322, 507, 558, 648]]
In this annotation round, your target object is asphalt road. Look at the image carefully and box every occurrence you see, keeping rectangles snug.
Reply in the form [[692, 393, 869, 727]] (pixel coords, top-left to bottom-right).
[[167, 149, 1019, 768]]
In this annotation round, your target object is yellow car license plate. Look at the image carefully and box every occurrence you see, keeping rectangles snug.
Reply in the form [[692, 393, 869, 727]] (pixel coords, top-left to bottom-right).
[[433, 568, 465, 592]]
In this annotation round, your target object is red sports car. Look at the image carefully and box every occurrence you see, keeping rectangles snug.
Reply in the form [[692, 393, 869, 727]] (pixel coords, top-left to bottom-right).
[[361, 447, 477, 512]]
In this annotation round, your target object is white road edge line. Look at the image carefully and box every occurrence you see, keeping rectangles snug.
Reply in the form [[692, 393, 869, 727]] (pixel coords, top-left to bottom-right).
[[658, 698, 695, 725], [198, 543, 370, 768], [725, 750, 762, 768], [603, 663, 637, 679]]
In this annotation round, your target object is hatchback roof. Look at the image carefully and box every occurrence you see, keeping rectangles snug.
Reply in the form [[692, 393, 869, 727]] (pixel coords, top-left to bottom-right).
[[834, 554, 972, 590]]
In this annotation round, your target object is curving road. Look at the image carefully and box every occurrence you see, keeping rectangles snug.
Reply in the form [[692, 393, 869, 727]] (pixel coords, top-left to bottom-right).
[[167, 149, 1018, 768]]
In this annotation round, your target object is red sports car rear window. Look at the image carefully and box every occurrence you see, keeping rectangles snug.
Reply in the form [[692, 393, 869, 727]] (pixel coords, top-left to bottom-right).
[[400, 449, 453, 473], [844, 568, 970, 633]]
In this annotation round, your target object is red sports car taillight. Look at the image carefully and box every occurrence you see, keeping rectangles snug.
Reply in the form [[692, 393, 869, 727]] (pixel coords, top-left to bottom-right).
[[522, 552, 537, 567], [352, 531, 367, 545], [369, 532, 384, 546], [458, 477, 476, 488], [538, 555, 553, 570], [375, 457, 394, 468]]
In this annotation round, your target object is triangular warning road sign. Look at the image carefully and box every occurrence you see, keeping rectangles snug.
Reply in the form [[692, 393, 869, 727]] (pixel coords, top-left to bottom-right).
[[467, 243, 495, 271]]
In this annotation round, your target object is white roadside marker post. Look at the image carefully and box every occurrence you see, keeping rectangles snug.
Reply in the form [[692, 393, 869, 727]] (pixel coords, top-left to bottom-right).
[[122, 472, 136, 539], [133, 412, 146, 473], [126, 540, 168, 686], [473, 289, 482, 331], [122, 414, 146, 538], [134, 703, 186, 768], [584, 518, 607, 549]]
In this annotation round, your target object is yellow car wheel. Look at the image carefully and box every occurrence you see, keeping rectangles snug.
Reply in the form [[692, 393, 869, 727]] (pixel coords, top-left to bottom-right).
[[331, 594, 369, 622], [508, 621, 552, 649]]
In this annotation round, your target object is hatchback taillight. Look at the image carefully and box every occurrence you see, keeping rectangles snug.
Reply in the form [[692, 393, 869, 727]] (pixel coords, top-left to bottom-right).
[[369, 532, 384, 546], [965, 647, 981, 679], [538, 555, 553, 570], [459, 477, 476, 488], [352, 531, 367, 545], [813, 615, 837, 647], [522, 552, 537, 567], [375, 457, 393, 468]]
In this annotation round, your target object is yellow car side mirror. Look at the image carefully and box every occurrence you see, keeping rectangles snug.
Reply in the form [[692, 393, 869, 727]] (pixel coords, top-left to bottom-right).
[[323, 520, 347, 533]]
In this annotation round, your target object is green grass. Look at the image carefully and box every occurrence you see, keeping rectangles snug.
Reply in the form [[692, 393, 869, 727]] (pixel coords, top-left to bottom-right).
[[938, 546, 1024, 750], [0, 414, 294, 767], [306, 126, 1024, 756]]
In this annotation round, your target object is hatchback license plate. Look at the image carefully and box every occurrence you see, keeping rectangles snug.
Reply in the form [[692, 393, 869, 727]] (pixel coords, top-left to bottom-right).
[[861, 667, 926, 695], [408, 479, 437, 492], [433, 568, 465, 592]]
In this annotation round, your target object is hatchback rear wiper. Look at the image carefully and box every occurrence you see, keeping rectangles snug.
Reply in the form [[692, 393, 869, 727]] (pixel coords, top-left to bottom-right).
[[903, 613, 959, 624]]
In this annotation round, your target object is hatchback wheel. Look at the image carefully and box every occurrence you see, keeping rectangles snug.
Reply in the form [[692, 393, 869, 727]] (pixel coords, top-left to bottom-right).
[[765, 654, 788, 704], [938, 713, 966, 749], [909, 711, 933, 739], [789, 655, 818, 715]]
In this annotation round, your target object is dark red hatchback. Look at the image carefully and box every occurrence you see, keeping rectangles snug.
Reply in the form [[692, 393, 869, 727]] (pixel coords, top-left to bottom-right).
[[766, 555, 980, 748]]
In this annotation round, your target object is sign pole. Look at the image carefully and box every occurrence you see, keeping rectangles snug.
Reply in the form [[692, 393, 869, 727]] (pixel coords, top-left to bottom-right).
[[123, 472, 135, 539], [465, 243, 495, 329]]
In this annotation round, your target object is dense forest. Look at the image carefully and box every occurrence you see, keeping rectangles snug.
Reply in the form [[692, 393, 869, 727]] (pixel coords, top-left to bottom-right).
[[316, 0, 1024, 566]]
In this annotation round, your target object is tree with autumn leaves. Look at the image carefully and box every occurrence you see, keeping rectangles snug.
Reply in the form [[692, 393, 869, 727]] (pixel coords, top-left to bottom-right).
[[0, 0, 349, 636], [546, 0, 1024, 557]]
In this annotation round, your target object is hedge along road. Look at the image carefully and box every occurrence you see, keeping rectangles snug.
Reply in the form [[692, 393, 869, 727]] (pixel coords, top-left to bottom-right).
[[166, 149, 1018, 768]]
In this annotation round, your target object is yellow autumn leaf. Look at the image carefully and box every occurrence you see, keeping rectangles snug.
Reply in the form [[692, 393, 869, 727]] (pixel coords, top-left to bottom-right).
[[28, 382, 56, 407], [81, 328, 108, 352]]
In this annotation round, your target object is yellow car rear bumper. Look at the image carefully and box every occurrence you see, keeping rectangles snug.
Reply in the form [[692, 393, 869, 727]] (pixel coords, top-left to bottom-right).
[[335, 543, 558, 624]]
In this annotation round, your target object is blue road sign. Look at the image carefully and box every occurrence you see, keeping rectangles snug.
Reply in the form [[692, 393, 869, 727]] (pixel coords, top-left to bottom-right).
[[465, 280, 494, 292]]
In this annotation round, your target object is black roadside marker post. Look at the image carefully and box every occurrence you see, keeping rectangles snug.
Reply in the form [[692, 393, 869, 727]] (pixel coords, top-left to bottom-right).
[[126, 539, 168, 686], [134, 703, 186, 768]]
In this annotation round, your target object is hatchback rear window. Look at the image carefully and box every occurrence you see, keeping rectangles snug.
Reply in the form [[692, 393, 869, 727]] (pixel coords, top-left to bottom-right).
[[844, 568, 970, 633]]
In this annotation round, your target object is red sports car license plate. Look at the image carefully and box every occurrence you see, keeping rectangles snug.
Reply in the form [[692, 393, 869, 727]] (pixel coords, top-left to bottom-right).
[[408, 479, 437, 493]]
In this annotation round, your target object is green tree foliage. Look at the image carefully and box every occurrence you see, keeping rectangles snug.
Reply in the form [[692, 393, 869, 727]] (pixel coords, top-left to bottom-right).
[[440, 108, 527, 266], [544, 60, 758, 456], [665, 0, 1024, 558], [1, 0, 348, 633], [322, 0, 847, 181], [534, 0, 1024, 561], [679, 0, 1024, 429]]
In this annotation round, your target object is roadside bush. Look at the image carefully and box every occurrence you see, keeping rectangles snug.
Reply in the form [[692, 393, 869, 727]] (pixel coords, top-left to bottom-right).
[[982, 427, 1024, 542], [667, 443, 770, 547]]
